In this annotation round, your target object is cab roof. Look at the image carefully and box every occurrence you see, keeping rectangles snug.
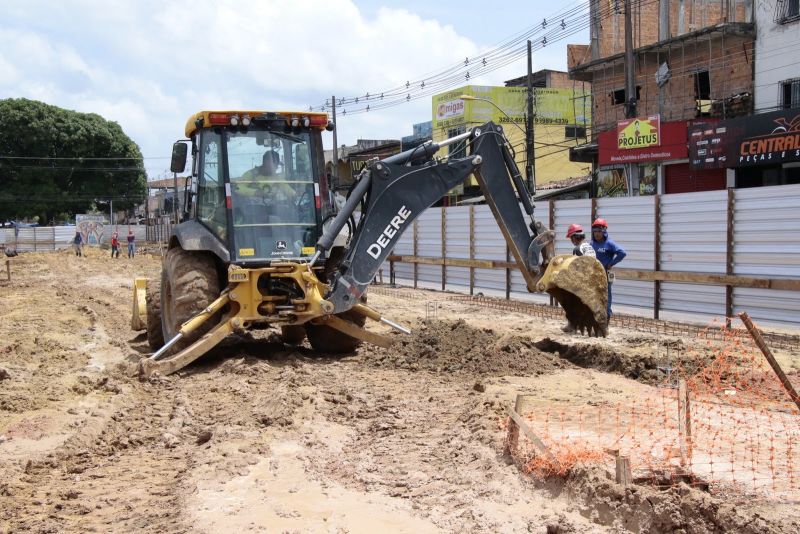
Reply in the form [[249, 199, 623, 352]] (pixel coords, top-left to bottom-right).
[[184, 110, 330, 138]]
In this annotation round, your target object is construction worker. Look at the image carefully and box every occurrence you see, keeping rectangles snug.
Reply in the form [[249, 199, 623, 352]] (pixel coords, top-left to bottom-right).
[[590, 218, 626, 321], [566, 223, 595, 258], [562, 224, 596, 333], [73, 230, 83, 257], [111, 232, 120, 258]]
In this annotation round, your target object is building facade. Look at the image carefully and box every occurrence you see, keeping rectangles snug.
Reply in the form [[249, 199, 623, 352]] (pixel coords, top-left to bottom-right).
[[569, 0, 755, 196], [431, 76, 592, 201]]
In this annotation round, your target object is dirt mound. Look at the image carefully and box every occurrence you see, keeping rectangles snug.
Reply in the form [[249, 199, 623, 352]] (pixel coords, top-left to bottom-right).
[[371, 319, 563, 376], [564, 466, 799, 533]]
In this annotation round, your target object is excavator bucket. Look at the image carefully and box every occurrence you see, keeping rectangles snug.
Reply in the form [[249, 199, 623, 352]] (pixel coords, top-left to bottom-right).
[[537, 255, 609, 336]]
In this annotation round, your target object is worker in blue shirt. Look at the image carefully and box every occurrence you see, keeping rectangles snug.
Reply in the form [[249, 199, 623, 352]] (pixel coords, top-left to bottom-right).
[[590, 218, 626, 322]]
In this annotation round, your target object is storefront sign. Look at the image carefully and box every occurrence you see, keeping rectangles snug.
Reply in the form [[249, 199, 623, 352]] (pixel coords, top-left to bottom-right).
[[599, 120, 687, 165], [689, 110, 800, 169], [617, 115, 660, 149]]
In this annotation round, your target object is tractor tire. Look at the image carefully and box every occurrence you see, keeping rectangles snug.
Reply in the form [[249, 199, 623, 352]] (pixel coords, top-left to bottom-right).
[[280, 325, 306, 345], [305, 307, 366, 355], [145, 279, 164, 350], [160, 247, 221, 355]]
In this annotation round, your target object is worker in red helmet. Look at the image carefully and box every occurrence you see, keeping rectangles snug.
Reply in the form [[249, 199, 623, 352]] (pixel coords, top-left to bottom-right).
[[591, 218, 626, 322], [566, 223, 596, 258], [562, 224, 597, 333]]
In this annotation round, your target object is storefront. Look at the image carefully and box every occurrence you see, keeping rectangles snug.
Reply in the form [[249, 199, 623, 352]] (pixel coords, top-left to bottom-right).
[[688, 109, 800, 189], [597, 116, 726, 196]]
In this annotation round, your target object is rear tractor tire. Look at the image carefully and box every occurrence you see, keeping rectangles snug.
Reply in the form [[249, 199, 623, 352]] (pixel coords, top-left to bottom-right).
[[160, 247, 221, 355], [305, 307, 366, 355], [280, 325, 306, 345], [145, 279, 164, 350]]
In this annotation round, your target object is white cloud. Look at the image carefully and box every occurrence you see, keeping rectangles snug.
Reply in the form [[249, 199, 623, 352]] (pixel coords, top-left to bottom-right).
[[1, 0, 581, 178]]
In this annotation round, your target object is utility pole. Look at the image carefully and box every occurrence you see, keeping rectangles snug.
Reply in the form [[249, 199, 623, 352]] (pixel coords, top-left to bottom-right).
[[525, 40, 536, 195], [331, 95, 339, 193], [623, 0, 638, 196], [624, 0, 637, 120], [110, 199, 113, 227]]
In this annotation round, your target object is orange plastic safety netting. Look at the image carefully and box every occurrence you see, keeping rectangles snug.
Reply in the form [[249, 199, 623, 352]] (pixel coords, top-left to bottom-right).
[[506, 321, 800, 500]]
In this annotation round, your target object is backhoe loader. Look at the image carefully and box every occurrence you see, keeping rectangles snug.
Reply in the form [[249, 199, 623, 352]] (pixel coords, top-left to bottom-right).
[[132, 110, 607, 377]]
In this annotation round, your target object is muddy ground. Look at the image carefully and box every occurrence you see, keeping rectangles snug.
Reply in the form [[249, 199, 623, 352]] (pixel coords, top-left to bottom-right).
[[1, 249, 798, 533]]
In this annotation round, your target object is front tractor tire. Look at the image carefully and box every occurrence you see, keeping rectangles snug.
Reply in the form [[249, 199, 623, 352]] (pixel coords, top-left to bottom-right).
[[160, 247, 221, 355], [305, 308, 366, 355]]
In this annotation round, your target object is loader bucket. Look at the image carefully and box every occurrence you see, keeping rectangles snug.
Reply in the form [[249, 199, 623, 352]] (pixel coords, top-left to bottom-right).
[[131, 277, 148, 331], [537, 255, 608, 336]]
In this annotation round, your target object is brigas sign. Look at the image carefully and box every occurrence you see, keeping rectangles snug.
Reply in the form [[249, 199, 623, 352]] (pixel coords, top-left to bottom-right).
[[617, 115, 661, 150], [435, 99, 464, 120]]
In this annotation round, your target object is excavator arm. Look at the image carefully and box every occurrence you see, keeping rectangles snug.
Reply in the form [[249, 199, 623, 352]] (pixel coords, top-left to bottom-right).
[[316, 121, 608, 335]]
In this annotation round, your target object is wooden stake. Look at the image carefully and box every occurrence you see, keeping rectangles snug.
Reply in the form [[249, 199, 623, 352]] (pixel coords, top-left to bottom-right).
[[678, 379, 692, 466], [739, 311, 800, 412], [506, 394, 557, 463], [615, 453, 632, 486]]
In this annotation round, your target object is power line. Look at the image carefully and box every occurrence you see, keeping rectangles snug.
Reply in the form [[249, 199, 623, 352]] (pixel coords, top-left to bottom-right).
[[317, 0, 662, 117]]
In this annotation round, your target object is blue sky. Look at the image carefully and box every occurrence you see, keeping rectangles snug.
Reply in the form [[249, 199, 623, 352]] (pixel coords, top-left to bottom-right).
[[0, 0, 589, 179]]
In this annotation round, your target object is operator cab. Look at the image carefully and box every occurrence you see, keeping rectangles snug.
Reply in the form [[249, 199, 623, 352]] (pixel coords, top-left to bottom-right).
[[172, 110, 334, 264]]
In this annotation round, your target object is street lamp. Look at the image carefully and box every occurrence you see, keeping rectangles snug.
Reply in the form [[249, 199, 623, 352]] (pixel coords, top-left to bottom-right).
[[458, 94, 528, 138], [459, 94, 535, 192]]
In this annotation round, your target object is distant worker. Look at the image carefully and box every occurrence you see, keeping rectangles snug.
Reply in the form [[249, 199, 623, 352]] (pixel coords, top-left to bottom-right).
[[590, 218, 626, 322], [127, 230, 136, 258], [73, 230, 83, 257], [111, 232, 120, 258], [562, 224, 596, 333]]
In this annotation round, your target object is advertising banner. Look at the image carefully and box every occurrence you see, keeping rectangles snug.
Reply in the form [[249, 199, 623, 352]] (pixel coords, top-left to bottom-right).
[[431, 85, 591, 132], [689, 109, 800, 169], [617, 115, 661, 149], [599, 120, 687, 165]]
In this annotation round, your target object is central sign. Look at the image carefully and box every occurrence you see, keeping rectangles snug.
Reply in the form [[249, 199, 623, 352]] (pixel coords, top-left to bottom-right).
[[617, 115, 661, 150]]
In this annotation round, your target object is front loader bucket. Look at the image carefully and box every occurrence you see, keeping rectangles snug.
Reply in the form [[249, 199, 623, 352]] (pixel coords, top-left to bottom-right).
[[131, 277, 148, 331], [537, 255, 608, 337]]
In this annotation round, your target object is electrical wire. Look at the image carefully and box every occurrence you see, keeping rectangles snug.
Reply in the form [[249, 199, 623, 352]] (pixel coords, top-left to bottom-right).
[[312, 0, 662, 116]]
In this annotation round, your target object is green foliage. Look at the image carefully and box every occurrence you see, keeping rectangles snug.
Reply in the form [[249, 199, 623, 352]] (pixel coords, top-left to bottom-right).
[[0, 98, 146, 223]]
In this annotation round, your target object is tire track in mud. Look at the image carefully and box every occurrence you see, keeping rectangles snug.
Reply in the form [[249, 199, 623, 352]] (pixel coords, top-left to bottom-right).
[[3, 378, 194, 533]]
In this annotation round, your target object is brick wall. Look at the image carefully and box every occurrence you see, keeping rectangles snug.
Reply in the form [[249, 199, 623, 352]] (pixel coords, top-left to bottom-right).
[[596, 0, 751, 59], [589, 32, 754, 133]]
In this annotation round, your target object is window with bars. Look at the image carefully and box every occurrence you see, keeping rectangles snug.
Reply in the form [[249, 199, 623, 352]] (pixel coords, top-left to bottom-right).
[[447, 126, 467, 159], [775, 0, 800, 23], [781, 78, 800, 109]]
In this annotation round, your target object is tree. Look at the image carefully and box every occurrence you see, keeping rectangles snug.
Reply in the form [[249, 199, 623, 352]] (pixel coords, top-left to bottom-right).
[[0, 98, 146, 224]]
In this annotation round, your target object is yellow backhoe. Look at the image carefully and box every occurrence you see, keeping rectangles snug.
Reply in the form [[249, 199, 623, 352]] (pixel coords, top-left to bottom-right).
[[132, 110, 607, 377]]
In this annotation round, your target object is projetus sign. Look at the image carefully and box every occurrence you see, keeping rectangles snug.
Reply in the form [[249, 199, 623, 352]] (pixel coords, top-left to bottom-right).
[[617, 115, 661, 150]]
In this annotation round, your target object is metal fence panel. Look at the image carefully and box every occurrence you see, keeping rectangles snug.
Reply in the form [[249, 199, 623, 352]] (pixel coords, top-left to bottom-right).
[[473, 204, 506, 290], [659, 190, 727, 318], [54, 226, 75, 248], [661, 281, 727, 318], [660, 190, 727, 273], [444, 205, 470, 290], [733, 287, 800, 327], [416, 209, 441, 286], [733, 184, 800, 278]]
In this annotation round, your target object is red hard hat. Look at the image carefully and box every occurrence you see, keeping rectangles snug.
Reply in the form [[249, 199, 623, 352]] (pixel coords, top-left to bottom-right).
[[566, 223, 584, 238], [592, 218, 608, 228]]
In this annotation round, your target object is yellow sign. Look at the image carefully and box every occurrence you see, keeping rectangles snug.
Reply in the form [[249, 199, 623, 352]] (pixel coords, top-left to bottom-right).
[[431, 85, 591, 132], [239, 248, 255, 256], [617, 115, 661, 149], [302, 247, 315, 255]]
